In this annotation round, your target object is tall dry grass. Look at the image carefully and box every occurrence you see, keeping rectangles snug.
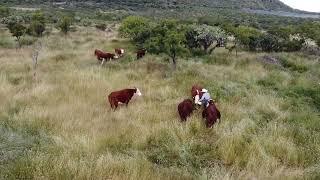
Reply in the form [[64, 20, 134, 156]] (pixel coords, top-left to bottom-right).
[[0, 27, 319, 179]]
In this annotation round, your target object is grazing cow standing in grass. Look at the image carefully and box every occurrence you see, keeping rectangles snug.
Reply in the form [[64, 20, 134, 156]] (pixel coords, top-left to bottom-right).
[[108, 88, 142, 110], [94, 49, 118, 65], [136, 48, 147, 59], [202, 100, 221, 128], [115, 48, 125, 57], [178, 99, 194, 121]]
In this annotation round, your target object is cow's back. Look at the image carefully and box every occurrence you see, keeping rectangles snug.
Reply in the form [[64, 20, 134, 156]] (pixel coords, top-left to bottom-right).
[[108, 89, 134, 103], [204, 103, 221, 127], [178, 99, 193, 121]]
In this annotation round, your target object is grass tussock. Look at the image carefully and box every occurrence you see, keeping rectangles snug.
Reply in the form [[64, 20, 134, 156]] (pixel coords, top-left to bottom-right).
[[0, 27, 319, 179]]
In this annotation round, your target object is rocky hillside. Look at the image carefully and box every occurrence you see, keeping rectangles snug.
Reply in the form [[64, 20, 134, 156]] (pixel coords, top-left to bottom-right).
[[6, 0, 293, 11]]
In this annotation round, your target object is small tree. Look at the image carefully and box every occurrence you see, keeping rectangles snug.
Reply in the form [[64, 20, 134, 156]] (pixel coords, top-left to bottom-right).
[[259, 33, 280, 52], [58, 16, 72, 35], [185, 24, 226, 54], [7, 22, 26, 48], [268, 26, 305, 52], [0, 5, 10, 18], [29, 11, 46, 37], [298, 22, 320, 47], [146, 20, 186, 69], [81, 18, 92, 34], [119, 16, 151, 45], [234, 26, 262, 51]]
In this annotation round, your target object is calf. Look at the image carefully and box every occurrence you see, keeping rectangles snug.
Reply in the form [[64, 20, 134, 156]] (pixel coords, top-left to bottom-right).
[[202, 100, 221, 128], [178, 99, 194, 121], [115, 48, 125, 57], [108, 88, 142, 110], [137, 48, 147, 59]]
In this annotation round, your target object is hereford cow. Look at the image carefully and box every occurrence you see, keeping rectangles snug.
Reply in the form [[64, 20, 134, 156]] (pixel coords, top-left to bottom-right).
[[108, 88, 142, 110], [115, 48, 125, 57], [137, 49, 147, 59], [202, 100, 221, 128], [94, 49, 118, 65], [191, 85, 204, 104], [178, 99, 194, 121]]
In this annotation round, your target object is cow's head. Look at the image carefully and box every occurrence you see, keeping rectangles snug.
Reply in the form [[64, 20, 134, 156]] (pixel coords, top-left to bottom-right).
[[135, 88, 142, 96]]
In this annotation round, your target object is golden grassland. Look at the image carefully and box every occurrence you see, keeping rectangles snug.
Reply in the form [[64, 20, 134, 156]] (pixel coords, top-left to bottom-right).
[[0, 26, 319, 179]]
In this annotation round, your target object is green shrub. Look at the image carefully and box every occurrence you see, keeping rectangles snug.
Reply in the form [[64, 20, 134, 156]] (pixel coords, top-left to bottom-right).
[[58, 16, 72, 34], [280, 57, 308, 73], [19, 36, 37, 46], [119, 16, 151, 45], [0, 35, 15, 48]]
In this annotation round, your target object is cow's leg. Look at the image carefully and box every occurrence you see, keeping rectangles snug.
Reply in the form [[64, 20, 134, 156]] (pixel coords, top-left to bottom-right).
[[114, 102, 118, 111], [101, 59, 105, 66], [125, 100, 130, 107], [207, 119, 214, 128], [202, 110, 206, 119]]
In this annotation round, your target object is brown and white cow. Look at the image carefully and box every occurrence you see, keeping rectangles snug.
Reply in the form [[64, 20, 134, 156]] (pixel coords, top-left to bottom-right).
[[191, 85, 204, 104], [136, 48, 147, 59], [178, 99, 194, 121], [115, 48, 125, 57], [108, 88, 142, 110], [202, 100, 221, 128], [94, 49, 118, 65]]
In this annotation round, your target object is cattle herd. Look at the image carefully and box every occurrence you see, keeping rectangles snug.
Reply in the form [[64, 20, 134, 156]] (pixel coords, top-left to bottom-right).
[[95, 48, 220, 128], [94, 48, 147, 65]]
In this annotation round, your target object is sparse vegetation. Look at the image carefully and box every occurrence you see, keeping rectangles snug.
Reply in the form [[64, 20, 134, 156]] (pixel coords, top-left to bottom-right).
[[58, 16, 72, 35]]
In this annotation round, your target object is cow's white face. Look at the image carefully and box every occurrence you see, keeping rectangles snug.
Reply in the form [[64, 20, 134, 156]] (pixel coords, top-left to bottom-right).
[[135, 88, 142, 96], [121, 49, 125, 54], [194, 94, 200, 104]]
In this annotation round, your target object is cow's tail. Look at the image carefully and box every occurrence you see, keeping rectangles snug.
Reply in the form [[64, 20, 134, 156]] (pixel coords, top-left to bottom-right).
[[217, 109, 221, 123], [108, 94, 113, 109]]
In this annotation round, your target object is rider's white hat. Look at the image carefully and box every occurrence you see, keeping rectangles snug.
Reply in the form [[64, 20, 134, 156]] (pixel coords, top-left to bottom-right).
[[201, 89, 208, 93]]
